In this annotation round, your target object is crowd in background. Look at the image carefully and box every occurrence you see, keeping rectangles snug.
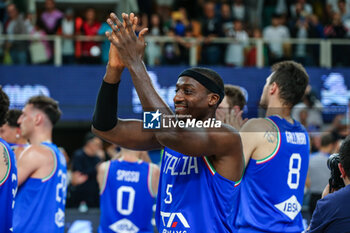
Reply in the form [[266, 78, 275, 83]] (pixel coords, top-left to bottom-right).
[[0, 0, 350, 66]]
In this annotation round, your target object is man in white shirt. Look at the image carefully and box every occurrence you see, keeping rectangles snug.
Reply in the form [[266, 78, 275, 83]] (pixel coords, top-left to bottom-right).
[[263, 13, 290, 64]]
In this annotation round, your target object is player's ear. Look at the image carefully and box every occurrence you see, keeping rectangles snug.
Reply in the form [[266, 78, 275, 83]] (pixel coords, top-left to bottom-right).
[[338, 163, 346, 179], [34, 113, 43, 126], [269, 82, 278, 95], [208, 93, 220, 107]]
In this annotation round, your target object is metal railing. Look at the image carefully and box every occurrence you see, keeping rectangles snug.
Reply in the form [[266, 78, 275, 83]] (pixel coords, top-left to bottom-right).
[[1, 34, 350, 67]]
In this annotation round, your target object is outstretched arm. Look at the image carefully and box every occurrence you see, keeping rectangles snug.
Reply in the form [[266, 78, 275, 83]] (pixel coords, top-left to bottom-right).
[[105, 13, 239, 156], [92, 13, 161, 150]]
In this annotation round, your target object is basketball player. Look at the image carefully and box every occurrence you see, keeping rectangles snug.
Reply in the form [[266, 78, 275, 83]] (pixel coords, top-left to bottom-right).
[[0, 87, 17, 233], [216, 84, 247, 127], [0, 109, 28, 159], [235, 61, 310, 232], [97, 147, 159, 233], [92, 13, 244, 232], [13, 96, 67, 233]]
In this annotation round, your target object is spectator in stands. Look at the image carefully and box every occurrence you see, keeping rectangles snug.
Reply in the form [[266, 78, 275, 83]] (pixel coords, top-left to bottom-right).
[[306, 14, 325, 66], [5, 3, 27, 65], [330, 101, 350, 139], [327, 0, 350, 19], [231, 0, 248, 23], [29, 21, 52, 64], [292, 85, 323, 131], [175, 26, 194, 65], [98, 21, 112, 65], [339, 0, 350, 20], [324, 12, 348, 66], [263, 13, 291, 65], [200, 1, 223, 65], [220, 3, 234, 65], [308, 135, 350, 232], [163, 29, 181, 65], [156, 0, 174, 25], [68, 132, 104, 208], [308, 14, 325, 39], [262, 0, 279, 28], [245, 28, 269, 66], [115, 0, 139, 19], [60, 8, 75, 64], [324, 12, 347, 38], [39, 0, 63, 35], [173, 0, 202, 20], [224, 19, 249, 67], [80, 8, 101, 64], [308, 133, 338, 216], [289, 4, 313, 65], [220, 3, 234, 30], [338, 0, 350, 37], [145, 13, 163, 66], [173, 8, 190, 37], [290, 0, 313, 19], [24, 12, 35, 34]]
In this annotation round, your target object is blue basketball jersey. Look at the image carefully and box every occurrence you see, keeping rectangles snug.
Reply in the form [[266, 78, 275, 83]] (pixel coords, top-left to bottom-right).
[[13, 142, 67, 233], [236, 115, 309, 233], [155, 147, 241, 233], [0, 138, 17, 233], [99, 159, 155, 233]]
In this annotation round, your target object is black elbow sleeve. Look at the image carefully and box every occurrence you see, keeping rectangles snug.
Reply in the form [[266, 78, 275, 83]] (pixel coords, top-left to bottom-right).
[[92, 81, 120, 131]]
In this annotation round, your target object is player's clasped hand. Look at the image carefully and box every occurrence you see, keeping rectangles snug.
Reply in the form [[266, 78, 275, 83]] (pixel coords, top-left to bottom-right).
[[105, 12, 148, 67]]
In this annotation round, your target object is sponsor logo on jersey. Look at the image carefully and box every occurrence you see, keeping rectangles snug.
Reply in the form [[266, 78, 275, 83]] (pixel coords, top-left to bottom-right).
[[109, 218, 139, 233], [274, 195, 301, 220], [160, 211, 190, 229]]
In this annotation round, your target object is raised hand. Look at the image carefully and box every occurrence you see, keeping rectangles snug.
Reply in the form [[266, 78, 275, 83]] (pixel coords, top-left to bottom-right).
[[106, 12, 148, 68], [224, 109, 248, 131], [108, 13, 138, 69]]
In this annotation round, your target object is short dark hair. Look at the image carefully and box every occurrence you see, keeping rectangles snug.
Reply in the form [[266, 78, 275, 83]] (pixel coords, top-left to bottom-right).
[[224, 84, 246, 110], [321, 133, 337, 147], [270, 61, 309, 107], [0, 87, 10, 127], [190, 67, 224, 106], [339, 135, 350, 179], [84, 132, 97, 145], [6, 109, 22, 127], [27, 96, 61, 125]]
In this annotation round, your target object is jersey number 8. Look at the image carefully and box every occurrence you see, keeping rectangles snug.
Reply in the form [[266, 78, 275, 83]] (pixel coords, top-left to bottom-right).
[[287, 153, 301, 189]]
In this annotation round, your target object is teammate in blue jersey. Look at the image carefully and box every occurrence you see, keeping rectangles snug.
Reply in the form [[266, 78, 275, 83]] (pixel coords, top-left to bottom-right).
[[97, 147, 159, 233], [0, 87, 18, 233], [0, 109, 28, 159], [14, 96, 67, 233], [92, 13, 244, 233], [235, 61, 310, 232]]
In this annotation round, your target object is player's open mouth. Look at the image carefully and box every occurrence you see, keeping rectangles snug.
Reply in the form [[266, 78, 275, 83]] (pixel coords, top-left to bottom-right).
[[175, 106, 187, 111]]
